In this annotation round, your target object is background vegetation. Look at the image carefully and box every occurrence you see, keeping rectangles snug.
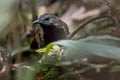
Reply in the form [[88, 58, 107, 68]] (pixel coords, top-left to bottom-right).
[[0, 0, 120, 80]]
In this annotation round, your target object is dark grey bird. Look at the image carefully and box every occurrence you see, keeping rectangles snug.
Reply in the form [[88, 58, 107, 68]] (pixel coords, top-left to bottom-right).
[[32, 13, 69, 47]]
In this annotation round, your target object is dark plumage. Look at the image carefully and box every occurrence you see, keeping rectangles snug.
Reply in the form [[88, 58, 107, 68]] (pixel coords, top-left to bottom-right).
[[32, 13, 69, 47]]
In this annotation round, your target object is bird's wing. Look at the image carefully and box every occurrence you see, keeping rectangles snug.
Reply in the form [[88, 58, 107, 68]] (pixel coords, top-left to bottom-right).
[[57, 19, 70, 35]]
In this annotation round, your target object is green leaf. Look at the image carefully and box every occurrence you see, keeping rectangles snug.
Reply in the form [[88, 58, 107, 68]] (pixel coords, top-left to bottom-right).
[[36, 48, 46, 53], [11, 46, 30, 56], [54, 35, 120, 61], [46, 43, 55, 53], [16, 66, 36, 80]]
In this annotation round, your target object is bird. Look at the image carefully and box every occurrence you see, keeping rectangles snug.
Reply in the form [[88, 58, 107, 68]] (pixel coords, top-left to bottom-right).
[[12, 14, 70, 64], [32, 13, 69, 47]]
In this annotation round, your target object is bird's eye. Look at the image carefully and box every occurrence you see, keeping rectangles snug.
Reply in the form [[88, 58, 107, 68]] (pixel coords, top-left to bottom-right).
[[44, 17, 50, 21]]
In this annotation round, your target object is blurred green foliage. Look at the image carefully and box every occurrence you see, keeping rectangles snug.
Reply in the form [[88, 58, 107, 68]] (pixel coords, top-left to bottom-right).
[[0, 0, 120, 80]]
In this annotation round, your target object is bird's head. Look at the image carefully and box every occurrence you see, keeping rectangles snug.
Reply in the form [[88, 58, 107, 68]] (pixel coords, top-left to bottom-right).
[[33, 13, 69, 36], [33, 13, 59, 29]]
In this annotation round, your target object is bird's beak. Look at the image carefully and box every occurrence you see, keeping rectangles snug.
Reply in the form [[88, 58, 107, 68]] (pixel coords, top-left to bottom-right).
[[32, 19, 43, 24]]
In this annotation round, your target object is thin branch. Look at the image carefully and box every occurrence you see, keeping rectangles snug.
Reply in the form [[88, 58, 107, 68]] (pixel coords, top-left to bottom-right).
[[68, 15, 115, 39]]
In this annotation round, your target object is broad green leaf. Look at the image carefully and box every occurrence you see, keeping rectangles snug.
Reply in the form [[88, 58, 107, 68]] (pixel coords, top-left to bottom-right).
[[54, 35, 120, 61], [16, 66, 36, 80]]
